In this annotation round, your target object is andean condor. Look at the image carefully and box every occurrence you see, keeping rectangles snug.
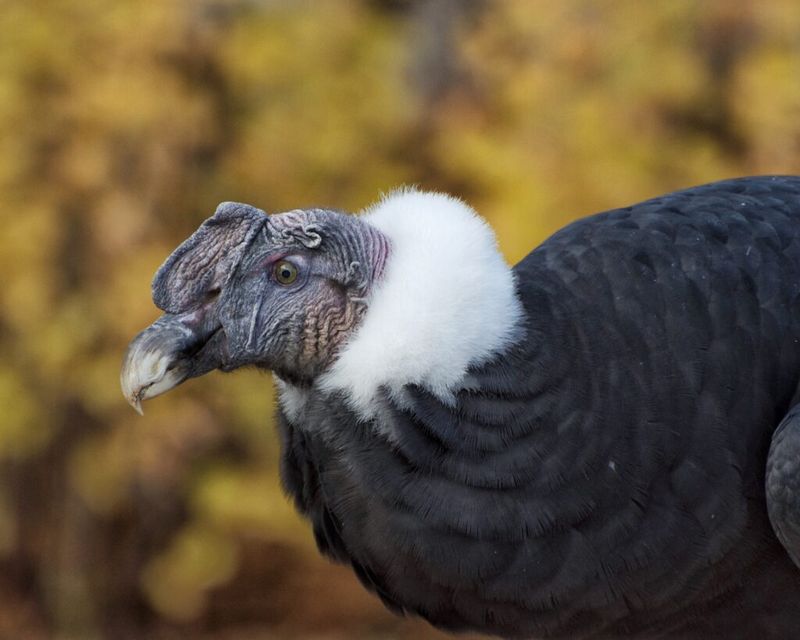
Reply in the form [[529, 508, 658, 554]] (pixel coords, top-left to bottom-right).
[[122, 176, 800, 639]]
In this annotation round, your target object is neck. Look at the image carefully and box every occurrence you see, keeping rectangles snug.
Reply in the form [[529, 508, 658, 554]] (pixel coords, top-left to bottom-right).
[[318, 188, 525, 417]]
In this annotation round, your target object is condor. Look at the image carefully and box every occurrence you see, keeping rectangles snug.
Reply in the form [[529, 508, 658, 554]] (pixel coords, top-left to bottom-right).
[[123, 176, 800, 639]]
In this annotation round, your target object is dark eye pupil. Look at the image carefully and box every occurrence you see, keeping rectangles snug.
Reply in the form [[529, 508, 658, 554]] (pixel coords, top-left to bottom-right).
[[281, 268, 291, 278]]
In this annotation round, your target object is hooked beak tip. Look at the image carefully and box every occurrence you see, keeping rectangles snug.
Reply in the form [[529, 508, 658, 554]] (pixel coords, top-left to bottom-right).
[[121, 323, 191, 415], [120, 365, 148, 416], [128, 394, 145, 416], [122, 312, 224, 413]]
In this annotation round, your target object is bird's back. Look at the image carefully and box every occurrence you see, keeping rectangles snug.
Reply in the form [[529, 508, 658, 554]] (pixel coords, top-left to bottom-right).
[[505, 175, 800, 637], [521, 175, 800, 468]]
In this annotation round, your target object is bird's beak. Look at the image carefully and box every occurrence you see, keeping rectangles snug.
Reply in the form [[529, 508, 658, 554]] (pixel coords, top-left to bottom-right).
[[121, 313, 221, 414]]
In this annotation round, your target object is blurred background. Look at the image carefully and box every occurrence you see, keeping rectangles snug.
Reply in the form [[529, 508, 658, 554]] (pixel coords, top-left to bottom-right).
[[1, 0, 799, 638]]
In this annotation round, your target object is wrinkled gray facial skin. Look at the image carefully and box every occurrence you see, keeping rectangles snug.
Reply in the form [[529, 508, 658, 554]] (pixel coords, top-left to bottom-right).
[[121, 202, 389, 413]]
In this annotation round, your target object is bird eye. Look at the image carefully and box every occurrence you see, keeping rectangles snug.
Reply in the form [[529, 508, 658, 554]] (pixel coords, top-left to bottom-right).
[[274, 260, 298, 285]]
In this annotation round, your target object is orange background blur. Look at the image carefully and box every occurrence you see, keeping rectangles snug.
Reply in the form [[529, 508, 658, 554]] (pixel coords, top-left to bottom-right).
[[1, 1, 799, 638]]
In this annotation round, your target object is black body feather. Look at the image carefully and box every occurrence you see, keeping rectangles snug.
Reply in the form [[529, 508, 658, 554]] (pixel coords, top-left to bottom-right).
[[278, 176, 800, 639]]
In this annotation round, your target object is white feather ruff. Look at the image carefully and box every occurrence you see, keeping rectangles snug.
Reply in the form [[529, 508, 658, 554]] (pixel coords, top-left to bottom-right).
[[273, 376, 309, 423], [316, 188, 524, 418]]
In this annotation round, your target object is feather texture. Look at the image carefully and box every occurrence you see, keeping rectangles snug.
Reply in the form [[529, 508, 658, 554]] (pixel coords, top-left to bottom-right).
[[317, 188, 524, 417], [280, 176, 800, 639]]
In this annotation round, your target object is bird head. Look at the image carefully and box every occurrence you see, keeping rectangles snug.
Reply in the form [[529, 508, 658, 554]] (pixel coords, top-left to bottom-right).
[[120, 201, 389, 413], [122, 190, 522, 417]]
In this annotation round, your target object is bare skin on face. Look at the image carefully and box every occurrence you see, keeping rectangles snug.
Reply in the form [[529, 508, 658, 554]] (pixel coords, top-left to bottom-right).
[[300, 295, 363, 372], [121, 202, 390, 407], [261, 209, 387, 382]]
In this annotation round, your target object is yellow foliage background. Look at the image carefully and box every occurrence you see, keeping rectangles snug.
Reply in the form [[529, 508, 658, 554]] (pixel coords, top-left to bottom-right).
[[1, 1, 799, 638]]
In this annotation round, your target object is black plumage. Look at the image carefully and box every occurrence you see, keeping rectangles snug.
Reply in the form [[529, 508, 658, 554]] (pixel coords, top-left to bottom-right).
[[123, 176, 800, 639], [278, 177, 800, 639]]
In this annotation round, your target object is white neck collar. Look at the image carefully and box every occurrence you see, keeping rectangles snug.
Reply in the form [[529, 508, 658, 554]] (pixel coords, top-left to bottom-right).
[[307, 188, 523, 418]]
